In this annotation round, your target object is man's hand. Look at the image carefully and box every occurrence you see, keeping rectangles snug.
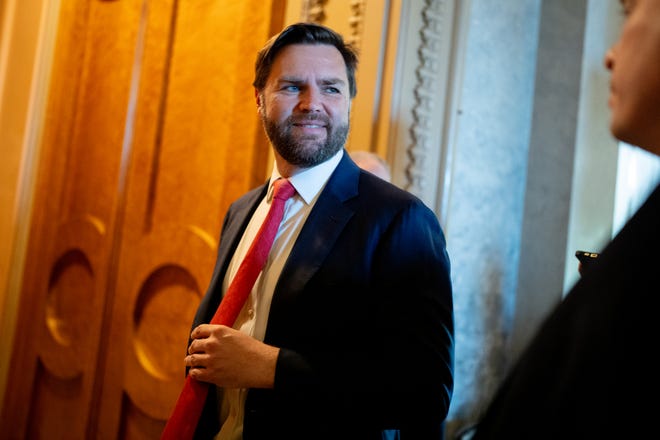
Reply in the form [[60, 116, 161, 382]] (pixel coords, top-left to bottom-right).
[[185, 324, 279, 389]]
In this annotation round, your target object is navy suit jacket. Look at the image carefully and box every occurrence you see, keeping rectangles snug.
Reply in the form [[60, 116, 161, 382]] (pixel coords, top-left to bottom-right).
[[192, 151, 454, 439], [472, 183, 660, 439]]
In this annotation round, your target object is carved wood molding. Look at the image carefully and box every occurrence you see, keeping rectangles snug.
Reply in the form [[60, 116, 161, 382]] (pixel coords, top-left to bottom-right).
[[405, 0, 448, 195], [347, 0, 366, 52], [299, 0, 366, 53], [301, 0, 328, 24]]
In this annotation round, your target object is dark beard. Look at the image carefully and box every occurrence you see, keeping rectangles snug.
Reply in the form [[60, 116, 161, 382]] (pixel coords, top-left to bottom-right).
[[262, 113, 349, 167]]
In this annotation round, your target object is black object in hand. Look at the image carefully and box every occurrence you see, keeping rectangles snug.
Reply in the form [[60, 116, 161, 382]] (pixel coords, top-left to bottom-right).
[[575, 250, 599, 269]]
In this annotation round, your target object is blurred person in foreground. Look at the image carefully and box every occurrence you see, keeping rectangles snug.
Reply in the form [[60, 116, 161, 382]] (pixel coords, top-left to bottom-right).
[[472, 1, 660, 438], [184, 22, 454, 439]]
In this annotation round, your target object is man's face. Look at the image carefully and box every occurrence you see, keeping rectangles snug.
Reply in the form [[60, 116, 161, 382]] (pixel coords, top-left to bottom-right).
[[257, 44, 351, 168], [605, 0, 660, 153]]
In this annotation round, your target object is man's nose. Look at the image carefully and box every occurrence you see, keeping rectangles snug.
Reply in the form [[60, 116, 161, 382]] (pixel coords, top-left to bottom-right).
[[299, 88, 323, 112]]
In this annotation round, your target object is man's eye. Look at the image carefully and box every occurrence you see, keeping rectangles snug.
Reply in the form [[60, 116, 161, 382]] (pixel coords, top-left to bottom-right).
[[620, 0, 635, 16], [325, 87, 340, 94], [284, 85, 300, 92]]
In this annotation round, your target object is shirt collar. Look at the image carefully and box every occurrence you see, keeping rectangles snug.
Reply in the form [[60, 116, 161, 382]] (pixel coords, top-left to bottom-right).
[[267, 149, 344, 205]]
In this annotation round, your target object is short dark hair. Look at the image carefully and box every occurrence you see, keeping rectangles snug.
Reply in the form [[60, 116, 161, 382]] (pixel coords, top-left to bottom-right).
[[253, 22, 358, 98]]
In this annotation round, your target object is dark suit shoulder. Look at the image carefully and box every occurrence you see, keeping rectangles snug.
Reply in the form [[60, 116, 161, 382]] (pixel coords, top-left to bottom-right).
[[472, 183, 660, 439]]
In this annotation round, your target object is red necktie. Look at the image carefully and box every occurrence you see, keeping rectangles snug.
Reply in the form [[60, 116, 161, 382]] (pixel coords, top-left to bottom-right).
[[161, 178, 296, 440]]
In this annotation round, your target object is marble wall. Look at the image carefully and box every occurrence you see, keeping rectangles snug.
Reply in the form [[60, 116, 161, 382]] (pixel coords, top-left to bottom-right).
[[444, 0, 543, 432], [437, 0, 627, 435]]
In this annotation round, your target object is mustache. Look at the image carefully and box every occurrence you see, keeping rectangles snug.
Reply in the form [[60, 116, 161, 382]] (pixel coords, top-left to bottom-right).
[[288, 114, 330, 126]]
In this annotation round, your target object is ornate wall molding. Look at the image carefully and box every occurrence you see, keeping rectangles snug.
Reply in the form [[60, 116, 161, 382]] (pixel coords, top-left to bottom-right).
[[301, 0, 328, 24], [299, 0, 365, 52], [405, 0, 448, 195], [347, 0, 366, 52]]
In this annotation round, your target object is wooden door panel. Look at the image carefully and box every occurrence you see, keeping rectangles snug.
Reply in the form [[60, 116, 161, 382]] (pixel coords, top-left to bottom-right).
[[96, 1, 283, 438], [3, 0, 285, 437], [3, 0, 154, 438], [151, 0, 276, 227], [26, 219, 107, 439]]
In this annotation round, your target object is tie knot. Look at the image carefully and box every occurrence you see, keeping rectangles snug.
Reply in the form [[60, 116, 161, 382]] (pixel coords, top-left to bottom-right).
[[272, 178, 296, 201]]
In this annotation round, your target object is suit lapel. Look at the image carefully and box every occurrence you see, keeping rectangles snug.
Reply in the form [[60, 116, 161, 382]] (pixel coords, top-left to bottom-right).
[[216, 185, 267, 271], [274, 153, 359, 298]]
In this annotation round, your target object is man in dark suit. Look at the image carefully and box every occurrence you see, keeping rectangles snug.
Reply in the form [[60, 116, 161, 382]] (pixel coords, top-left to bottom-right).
[[184, 23, 454, 439], [472, 1, 660, 438]]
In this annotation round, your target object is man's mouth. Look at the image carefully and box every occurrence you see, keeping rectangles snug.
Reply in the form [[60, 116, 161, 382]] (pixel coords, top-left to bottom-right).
[[291, 118, 328, 136], [295, 122, 325, 128]]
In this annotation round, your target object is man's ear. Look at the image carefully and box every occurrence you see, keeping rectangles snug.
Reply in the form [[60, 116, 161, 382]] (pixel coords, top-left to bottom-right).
[[255, 89, 262, 109]]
